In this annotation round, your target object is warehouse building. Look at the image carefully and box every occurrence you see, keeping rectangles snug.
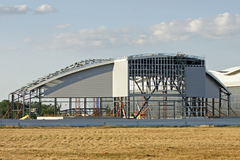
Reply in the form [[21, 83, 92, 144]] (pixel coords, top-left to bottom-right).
[[5, 53, 236, 119], [208, 67, 240, 116]]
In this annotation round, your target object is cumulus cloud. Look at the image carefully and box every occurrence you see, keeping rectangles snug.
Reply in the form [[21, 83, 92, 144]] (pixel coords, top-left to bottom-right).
[[39, 12, 240, 51], [149, 12, 240, 41], [0, 47, 21, 54], [34, 4, 56, 14], [19, 37, 31, 43], [0, 4, 56, 16], [39, 26, 144, 51], [0, 4, 29, 16], [52, 24, 73, 29]]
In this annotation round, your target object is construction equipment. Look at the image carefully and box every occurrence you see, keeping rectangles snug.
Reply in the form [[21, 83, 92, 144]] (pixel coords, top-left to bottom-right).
[[20, 115, 32, 120]]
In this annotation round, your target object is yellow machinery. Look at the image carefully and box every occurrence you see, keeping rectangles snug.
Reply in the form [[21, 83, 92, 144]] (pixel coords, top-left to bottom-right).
[[20, 115, 32, 120]]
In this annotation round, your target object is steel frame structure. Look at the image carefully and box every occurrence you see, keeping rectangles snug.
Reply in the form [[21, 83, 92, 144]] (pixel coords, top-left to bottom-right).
[[4, 53, 236, 119]]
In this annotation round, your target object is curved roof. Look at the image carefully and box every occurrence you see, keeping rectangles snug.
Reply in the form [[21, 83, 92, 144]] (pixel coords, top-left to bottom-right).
[[206, 71, 231, 94], [12, 53, 205, 95], [13, 58, 115, 94], [208, 66, 240, 88], [221, 66, 240, 75]]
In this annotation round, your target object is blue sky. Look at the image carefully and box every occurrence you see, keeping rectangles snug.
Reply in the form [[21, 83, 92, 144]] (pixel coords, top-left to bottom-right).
[[1, 0, 240, 101]]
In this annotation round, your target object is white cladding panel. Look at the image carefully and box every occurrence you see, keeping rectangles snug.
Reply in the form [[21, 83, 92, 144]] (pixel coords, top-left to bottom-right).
[[185, 67, 206, 97], [113, 60, 128, 97], [205, 74, 219, 98], [44, 64, 113, 98]]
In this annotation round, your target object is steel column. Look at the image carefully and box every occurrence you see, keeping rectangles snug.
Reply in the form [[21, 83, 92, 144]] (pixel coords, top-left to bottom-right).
[[227, 94, 230, 117], [69, 98, 72, 115], [212, 98, 215, 117], [29, 91, 31, 118], [205, 98, 208, 117], [100, 98, 102, 116], [219, 88, 221, 117], [11, 94, 14, 119], [38, 88, 42, 116], [127, 97, 130, 118], [54, 98, 57, 116], [173, 102, 175, 119], [84, 98, 86, 116], [22, 94, 25, 117]]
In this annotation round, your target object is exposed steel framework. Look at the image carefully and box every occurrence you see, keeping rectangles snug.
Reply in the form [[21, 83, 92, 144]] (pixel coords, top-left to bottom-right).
[[4, 53, 237, 119]]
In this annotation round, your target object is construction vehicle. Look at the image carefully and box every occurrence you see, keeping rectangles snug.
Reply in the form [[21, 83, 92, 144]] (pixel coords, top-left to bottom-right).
[[20, 115, 32, 120]]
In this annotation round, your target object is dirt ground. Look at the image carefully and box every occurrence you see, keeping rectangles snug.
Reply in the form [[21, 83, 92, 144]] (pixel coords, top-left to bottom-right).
[[0, 126, 240, 160]]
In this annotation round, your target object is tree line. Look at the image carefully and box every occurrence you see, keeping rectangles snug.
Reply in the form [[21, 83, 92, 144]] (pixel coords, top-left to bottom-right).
[[0, 100, 61, 119]]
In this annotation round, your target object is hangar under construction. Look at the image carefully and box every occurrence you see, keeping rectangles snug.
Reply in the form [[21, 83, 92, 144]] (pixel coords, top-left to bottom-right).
[[3, 53, 238, 119]]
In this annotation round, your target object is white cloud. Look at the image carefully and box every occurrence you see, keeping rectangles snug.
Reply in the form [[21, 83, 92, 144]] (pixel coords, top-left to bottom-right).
[[0, 4, 56, 16], [149, 12, 240, 41], [19, 37, 31, 43], [34, 4, 56, 14], [39, 26, 143, 51], [52, 24, 73, 29], [39, 13, 240, 51], [0, 47, 21, 54], [0, 4, 29, 16]]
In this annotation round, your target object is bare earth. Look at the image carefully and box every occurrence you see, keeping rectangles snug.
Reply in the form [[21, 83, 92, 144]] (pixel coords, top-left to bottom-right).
[[0, 126, 240, 160]]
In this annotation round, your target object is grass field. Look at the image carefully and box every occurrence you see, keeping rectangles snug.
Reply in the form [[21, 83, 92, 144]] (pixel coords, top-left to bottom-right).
[[0, 126, 240, 159]]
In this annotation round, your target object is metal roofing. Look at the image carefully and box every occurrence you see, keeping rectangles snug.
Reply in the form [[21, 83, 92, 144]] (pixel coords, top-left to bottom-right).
[[14, 58, 115, 94], [206, 71, 231, 94], [220, 66, 240, 75], [12, 53, 205, 95]]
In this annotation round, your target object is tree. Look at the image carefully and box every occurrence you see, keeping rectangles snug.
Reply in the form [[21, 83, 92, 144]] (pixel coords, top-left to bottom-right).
[[0, 100, 61, 119], [0, 100, 11, 119]]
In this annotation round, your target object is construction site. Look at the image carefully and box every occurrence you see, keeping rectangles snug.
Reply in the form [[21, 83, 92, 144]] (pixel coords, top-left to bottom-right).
[[2, 53, 239, 120]]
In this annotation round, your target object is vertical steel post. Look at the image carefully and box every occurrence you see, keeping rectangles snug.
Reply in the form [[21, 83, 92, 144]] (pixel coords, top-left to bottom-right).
[[100, 98, 102, 116], [205, 98, 208, 117], [174, 101, 175, 119], [54, 98, 57, 116], [227, 94, 230, 117], [185, 97, 188, 117], [84, 98, 86, 116], [39, 88, 42, 116], [22, 94, 25, 117], [133, 96, 135, 115], [202, 97, 204, 117], [11, 94, 14, 119], [158, 105, 160, 119], [219, 88, 221, 117], [212, 98, 215, 117], [29, 91, 31, 118], [113, 97, 116, 116], [128, 97, 130, 118], [17, 95, 19, 115], [69, 98, 72, 115]]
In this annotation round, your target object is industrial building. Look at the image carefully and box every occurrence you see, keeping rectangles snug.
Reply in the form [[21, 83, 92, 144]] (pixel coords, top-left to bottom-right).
[[208, 67, 240, 116], [3, 53, 237, 119]]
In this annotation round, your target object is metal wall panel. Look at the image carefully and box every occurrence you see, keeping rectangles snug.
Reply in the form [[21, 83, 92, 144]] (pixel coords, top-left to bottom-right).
[[185, 67, 206, 97], [205, 74, 219, 98], [113, 59, 128, 97], [44, 64, 113, 98]]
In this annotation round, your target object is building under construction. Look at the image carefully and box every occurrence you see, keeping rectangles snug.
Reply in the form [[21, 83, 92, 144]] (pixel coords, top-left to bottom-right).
[[4, 53, 237, 119]]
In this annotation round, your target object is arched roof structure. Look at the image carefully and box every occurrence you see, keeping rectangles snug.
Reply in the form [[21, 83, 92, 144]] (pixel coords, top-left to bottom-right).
[[8, 53, 233, 119], [208, 66, 240, 88]]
